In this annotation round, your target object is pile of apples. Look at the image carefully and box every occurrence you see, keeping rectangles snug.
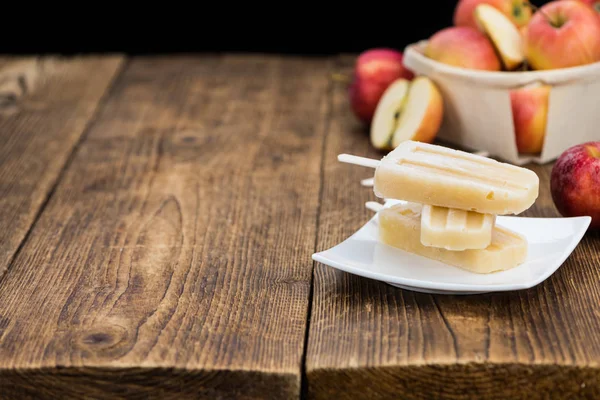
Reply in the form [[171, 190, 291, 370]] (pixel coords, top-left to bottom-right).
[[349, 0, 600, 154]]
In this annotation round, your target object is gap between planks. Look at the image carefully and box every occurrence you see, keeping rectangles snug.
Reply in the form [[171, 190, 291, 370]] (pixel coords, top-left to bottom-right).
[[300, 55, 337, 400]]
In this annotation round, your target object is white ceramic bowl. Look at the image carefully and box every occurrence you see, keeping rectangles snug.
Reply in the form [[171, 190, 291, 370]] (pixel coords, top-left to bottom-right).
[[402, 41, 600, 165]]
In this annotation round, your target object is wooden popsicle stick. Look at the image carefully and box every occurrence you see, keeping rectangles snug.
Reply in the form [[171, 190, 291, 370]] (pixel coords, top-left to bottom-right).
[[365, 201, 384, 213], [337, 154, 380, 169], [361, 177, 374, 187]]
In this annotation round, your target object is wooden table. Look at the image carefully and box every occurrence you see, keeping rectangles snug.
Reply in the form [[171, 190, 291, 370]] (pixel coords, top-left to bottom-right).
[[0, 54, 599, 400]]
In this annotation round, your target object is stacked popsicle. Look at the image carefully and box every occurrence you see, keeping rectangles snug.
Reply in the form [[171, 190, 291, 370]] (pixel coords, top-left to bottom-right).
[[339, 140, 540, 274]]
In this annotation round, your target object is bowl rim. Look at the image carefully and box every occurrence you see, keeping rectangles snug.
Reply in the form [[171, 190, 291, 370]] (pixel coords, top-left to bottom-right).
[[404, 40, 600, 87]]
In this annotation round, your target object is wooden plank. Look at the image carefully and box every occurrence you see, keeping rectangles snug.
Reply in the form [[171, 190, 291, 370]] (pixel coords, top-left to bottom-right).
[[0, 54, 332, 399], [0, 55, 124, 278], [306, 55, 600, 399]]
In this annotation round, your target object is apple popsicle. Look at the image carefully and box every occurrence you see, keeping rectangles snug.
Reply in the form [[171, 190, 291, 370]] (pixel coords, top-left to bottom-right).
[[374, 202, 527, 274], [339, 140, 539, 215], [420, 205, 495, 250]]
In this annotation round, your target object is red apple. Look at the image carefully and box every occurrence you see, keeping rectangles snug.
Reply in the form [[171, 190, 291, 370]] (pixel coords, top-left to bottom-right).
[[425, 26, 502, 71], [551, 142, 600, 229], [454, 0, 532, 29], [348, 49, 414, 124], [567, 0, 600, 16], [510, 83, 550, 154], [523, 0, 600, 70]]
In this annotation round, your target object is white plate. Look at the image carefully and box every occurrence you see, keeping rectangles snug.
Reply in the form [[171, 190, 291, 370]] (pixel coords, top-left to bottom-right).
[[312, 200, 591, 295]]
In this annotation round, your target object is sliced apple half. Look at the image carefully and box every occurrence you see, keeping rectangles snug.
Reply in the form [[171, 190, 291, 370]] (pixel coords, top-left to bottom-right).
[[370, 79, 410, 150], [510, 81, 551, 154], [390, 76, 444, 148], [475, 4, 525, 70]]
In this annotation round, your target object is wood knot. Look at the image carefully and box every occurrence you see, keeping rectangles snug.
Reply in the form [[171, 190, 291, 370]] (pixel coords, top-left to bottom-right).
[[75, 324, 129, 354], [83, 332, 112, 346], [271, 153, 283, 164]]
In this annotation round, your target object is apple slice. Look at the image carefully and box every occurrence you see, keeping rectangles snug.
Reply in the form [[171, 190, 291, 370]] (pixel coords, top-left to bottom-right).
[[510, 82, 551, 154], [390, 77, 444, 148], [370, 79, 409, 150], [474, 3, 525, 70]]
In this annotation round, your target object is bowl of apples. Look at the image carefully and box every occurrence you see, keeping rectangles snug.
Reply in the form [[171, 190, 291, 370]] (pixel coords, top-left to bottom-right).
[[364, 0, 600, 165]]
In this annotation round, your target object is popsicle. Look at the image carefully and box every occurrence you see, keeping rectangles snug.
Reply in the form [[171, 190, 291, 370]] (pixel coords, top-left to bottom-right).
[[359, 151, 491, 188], [360, 151, 495, 251], [338, 140, 539, 215], [369, 201, 528, 274], [420, 205, 495, 250]]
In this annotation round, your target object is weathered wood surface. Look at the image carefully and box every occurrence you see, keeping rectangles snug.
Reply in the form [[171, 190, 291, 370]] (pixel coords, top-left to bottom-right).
[[305, 56, 600, 399], [1, 54, 599, 400], [0, 55, 332, 399], [0, 55, 124, 278]]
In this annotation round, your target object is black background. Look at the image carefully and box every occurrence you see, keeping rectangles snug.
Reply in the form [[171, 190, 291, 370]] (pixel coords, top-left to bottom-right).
[[1, 0, 552, 55]]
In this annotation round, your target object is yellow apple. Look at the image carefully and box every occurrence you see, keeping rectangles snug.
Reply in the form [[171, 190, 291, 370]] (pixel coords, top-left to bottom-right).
[[474, 4, 525, 70], [510, 83, 550, 154]]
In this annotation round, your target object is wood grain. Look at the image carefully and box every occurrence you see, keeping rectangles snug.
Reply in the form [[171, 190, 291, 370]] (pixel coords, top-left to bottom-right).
[[306, 55, 600, 399], [0, 55, 332, 399], [0, 55, 124, 278]]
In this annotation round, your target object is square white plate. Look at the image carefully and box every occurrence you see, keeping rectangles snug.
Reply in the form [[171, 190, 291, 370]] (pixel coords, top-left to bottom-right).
[[312, 200, 591, 295]]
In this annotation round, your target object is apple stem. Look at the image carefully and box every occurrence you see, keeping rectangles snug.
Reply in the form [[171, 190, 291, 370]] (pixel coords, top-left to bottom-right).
[[331, 72, 352, 84], [520, 59, 529, 71], [524, 1, 554, 26]]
